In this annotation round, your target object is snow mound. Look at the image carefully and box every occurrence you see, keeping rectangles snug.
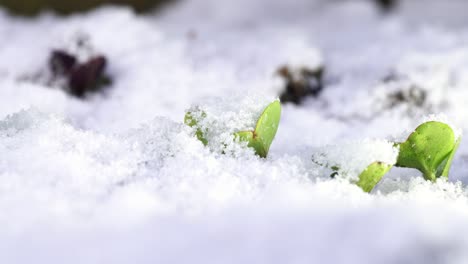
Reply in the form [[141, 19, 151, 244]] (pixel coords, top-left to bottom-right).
[[0, 109, 139, 227]]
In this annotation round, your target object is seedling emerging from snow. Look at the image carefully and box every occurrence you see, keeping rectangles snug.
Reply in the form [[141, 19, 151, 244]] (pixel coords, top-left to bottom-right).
[[185, 100, 281, 158], [356, 161, 393, 193], [311, 140, 399, 193], [312, 121, 460, 193], [355, 121, 460, 191], [233, 101, 281, 158], [396, 121, 460, 181]]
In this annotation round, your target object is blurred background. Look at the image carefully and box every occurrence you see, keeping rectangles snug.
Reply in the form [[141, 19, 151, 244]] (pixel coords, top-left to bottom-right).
[[1, 0, 467, 28], [0, 0, 173, 15]]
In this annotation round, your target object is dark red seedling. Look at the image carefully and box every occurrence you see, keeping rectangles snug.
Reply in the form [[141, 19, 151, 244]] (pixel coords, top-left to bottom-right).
[[50, 50, 77, 75], [277, 65, 324, 105], [69, 56, 108, 97], [47, 49, 111, 98]]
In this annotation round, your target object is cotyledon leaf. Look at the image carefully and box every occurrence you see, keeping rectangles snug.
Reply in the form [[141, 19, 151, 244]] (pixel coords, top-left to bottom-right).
[[356, 161, 393, 193], [396, 121, 456, 181], [254, 100, 282, 155], [234, 100, 282, 158], [439, 136, 461, 179]]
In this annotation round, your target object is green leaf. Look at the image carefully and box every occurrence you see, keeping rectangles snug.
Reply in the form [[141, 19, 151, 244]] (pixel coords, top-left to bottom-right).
[[356, 161, 393, 193], [234, 100, 282, 158], [440, 137, 461, 179], [254, 100, 282, 155], [396, 121, 457, 181], [184, 111, 208, 146]]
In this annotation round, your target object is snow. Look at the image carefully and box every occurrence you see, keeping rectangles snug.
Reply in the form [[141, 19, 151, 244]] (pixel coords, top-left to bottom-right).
[[1, 0, 468, 263]]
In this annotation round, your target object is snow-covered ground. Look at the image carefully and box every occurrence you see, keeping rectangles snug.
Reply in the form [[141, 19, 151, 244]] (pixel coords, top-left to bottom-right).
[[2, 0, 468, 263]]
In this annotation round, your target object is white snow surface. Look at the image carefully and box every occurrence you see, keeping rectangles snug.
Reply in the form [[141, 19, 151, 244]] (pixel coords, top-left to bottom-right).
[[2, 0, 468, 263]]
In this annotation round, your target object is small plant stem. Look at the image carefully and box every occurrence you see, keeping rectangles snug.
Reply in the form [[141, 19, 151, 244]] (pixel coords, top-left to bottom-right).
[[423, 171, 436, 182]]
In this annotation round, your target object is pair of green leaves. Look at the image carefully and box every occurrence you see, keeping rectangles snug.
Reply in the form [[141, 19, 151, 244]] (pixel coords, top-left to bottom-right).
[[356, 121, 461, 193], [184, 100, 282, 158], [395, 122, 460, 181]]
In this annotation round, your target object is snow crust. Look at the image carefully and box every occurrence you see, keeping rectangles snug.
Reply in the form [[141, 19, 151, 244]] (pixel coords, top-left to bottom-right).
[[2, 0, 468, 263]]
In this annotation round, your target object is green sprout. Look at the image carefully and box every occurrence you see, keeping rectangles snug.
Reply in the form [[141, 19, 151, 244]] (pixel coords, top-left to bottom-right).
[[184, 100, 282, 158], [234, 100, 281, 158], [315, 121, 461, 193], [356, 161, 393, 193], [354, 121, 461, 193], [395, 121, 460, 181]]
